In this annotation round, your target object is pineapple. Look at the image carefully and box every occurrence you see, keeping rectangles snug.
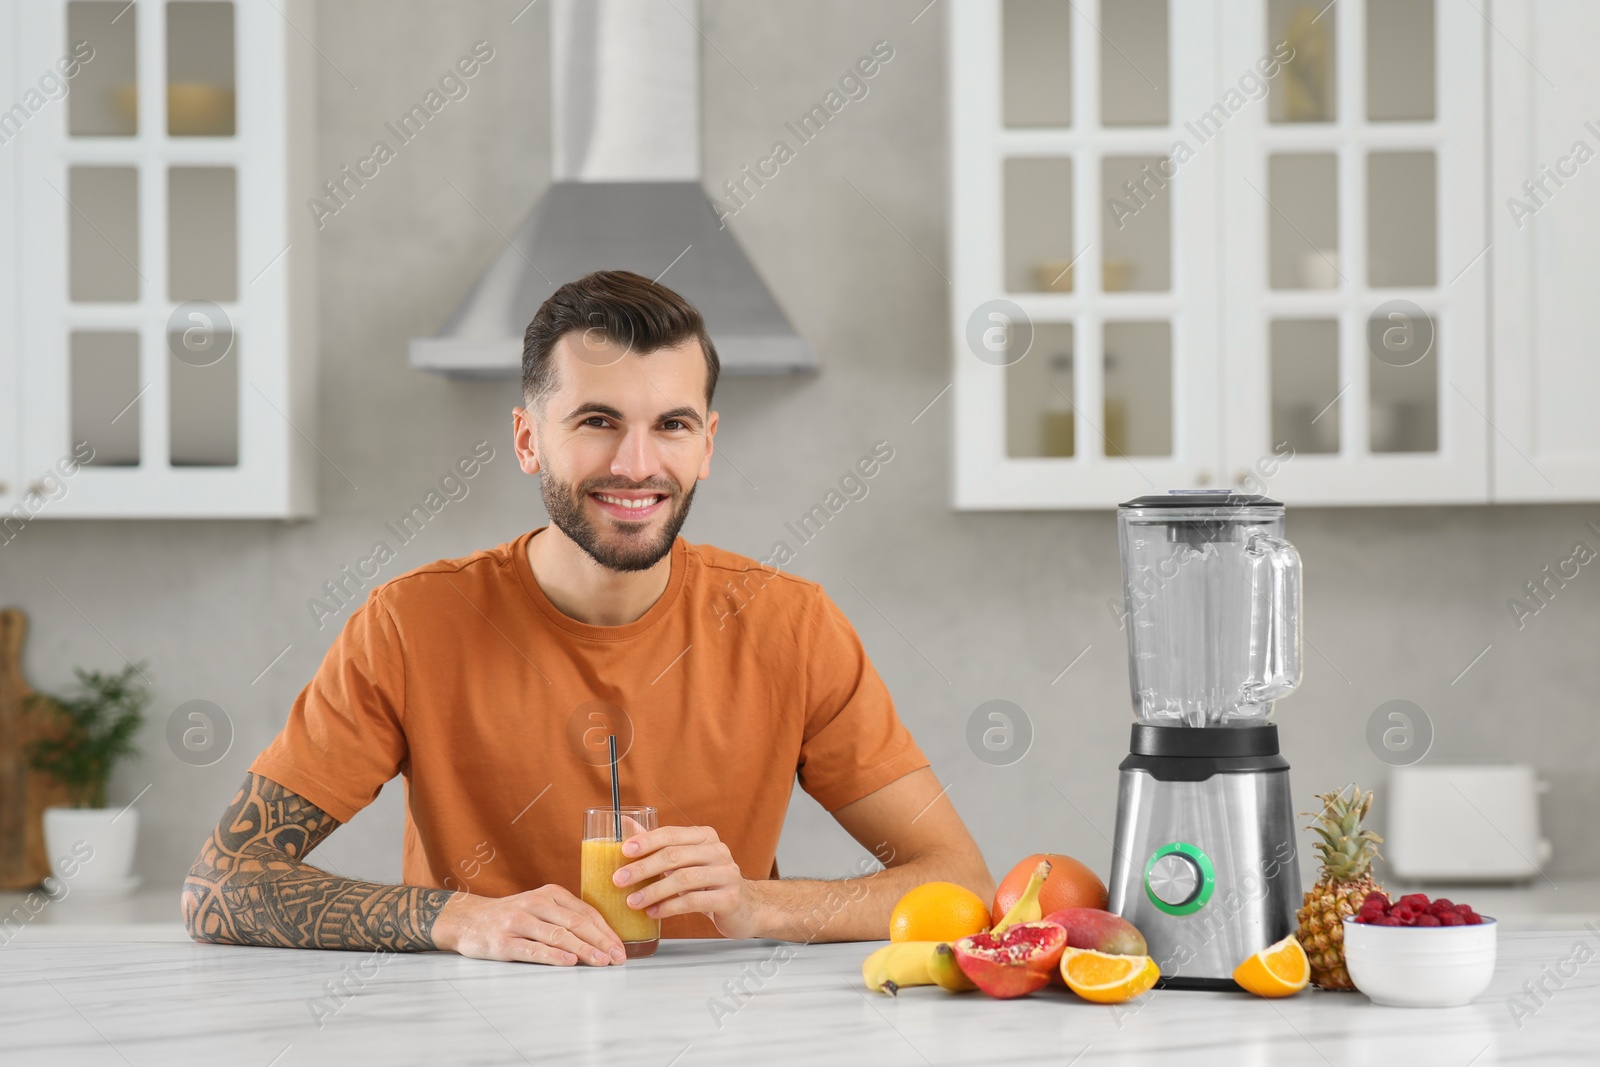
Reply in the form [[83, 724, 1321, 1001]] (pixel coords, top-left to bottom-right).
[[1295, 784, 1385, 991]]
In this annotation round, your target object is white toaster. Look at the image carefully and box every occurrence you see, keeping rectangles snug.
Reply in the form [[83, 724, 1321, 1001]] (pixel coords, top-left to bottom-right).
[[1386, 764, 1551, 882]]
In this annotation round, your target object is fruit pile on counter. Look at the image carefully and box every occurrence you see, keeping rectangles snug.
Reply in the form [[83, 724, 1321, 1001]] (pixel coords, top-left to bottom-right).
[[863, 853, 1306, 1003], [862, 784, 1499, 1009]]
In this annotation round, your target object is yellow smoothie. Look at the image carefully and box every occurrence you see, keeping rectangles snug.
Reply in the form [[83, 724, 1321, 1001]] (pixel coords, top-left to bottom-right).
[[580, 838, 660, 947]]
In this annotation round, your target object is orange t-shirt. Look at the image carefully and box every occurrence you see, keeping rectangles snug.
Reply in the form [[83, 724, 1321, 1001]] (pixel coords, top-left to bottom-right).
[[250, 528, 929, 938]]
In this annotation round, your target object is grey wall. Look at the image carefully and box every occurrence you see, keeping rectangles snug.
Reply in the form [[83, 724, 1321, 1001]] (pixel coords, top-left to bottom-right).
[[5, 2, 1598, 904]]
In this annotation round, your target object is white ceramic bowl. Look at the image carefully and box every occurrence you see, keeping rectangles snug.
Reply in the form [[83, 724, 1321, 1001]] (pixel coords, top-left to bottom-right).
[[1342, 915, 1498, 1007]]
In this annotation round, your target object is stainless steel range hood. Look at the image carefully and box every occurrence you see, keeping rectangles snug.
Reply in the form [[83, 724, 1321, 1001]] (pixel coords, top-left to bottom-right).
[[409, 0, 814, 380]]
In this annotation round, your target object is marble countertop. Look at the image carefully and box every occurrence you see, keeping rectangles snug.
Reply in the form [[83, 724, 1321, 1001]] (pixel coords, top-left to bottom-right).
[[3, 926, 1597, 1066], [6, 876, 1598, 942]]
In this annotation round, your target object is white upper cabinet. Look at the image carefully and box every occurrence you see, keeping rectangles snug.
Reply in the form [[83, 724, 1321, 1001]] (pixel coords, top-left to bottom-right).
[[1219, 0, 1487, 505], [1, 11, 18, 521], [949, 0, 1561, 508], [3, 0, 317, 521], [951, 0, 1222, 509], [1489, 0, 1600, 502]]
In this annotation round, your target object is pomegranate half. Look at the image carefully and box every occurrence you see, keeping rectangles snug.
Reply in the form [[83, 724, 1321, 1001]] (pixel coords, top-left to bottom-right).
[[952, 920, 1068, 999]]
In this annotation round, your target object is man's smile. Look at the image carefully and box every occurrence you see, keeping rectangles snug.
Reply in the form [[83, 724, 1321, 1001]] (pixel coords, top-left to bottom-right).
[[589, 490, 669, 521]]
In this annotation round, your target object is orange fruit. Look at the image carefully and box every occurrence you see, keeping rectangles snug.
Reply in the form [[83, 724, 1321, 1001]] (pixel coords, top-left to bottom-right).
[[1231, 935, 1309, 997], [991, 853, 1107, 924], [1060, 948, 1160, 1004], [889, 882, 992, 943]]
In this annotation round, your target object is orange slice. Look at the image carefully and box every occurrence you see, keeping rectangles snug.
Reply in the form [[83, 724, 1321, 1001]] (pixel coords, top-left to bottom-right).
[[1231, 935, 1310, 997], [1060, 949, 1160, 1004]]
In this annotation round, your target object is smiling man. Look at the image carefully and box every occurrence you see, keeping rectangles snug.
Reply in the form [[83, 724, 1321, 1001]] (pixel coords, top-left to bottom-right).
[[182, 270, 992, 966]]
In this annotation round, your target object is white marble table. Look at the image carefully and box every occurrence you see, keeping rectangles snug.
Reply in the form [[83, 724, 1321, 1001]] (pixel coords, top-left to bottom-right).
[[2, 928, 1598, 1066], [8, 877, 1598, 939]]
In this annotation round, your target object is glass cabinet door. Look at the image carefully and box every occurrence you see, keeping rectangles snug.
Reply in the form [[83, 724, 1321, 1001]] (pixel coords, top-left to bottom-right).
[[953, 0, 1222, 508], [13, 0, 314, 517], [953, 0, 1489, 508], [1220, 0, 1487, 503]]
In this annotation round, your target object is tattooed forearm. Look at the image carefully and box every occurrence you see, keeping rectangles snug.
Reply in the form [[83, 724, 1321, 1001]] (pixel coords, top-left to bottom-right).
[[181, 772, 453, 952]]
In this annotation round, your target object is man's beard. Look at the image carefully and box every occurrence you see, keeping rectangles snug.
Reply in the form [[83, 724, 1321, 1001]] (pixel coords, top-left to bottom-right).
[[541, 472, 696, 573]]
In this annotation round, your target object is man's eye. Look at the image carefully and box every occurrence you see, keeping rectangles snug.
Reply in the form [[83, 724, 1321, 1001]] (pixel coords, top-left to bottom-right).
[[662, 420, 685, 431], [583, 417, 611, 428]]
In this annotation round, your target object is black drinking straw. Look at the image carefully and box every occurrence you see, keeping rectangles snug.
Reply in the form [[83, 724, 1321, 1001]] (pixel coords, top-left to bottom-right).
[[608, 734, 621, 840]]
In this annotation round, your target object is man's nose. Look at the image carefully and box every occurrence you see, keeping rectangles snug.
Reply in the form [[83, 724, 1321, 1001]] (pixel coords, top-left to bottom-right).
[[610, 425, 662, 482]]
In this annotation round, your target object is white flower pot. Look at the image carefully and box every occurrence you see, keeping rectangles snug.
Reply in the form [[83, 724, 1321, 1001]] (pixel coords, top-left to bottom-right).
[[42, 806, 141, 896]]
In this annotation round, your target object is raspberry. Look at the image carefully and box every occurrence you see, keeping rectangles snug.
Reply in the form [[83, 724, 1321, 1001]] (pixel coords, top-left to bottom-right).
[[1363, 891, 1390, 909], [1431, 898, 1454, 912], [1373, 917, 1402, 927], [1401, 894, 1429, 909], [1437, 912, 1464, 926], [1455, 903, 1474, 915], [1414, 914, 1441, 927]]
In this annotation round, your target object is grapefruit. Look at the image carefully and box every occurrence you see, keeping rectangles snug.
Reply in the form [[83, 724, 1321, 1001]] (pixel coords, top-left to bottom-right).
[[992, 853, 1107, 925]]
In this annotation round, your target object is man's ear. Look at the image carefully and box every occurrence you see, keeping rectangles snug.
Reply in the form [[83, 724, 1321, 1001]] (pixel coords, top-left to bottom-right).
[[513, 406, 542, 475], [699, 409, 719, 481]]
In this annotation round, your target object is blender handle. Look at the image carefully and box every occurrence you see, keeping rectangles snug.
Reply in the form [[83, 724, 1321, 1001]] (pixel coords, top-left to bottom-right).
[[1246, 532, 1303, 701]]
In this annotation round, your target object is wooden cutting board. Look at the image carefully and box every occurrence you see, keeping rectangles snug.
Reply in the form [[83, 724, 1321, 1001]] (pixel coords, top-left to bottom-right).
[[0, 608, 74, 889]]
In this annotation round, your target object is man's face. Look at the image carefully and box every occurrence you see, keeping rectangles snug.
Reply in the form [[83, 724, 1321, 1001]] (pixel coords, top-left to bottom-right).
[[514, 331, 717, 572]]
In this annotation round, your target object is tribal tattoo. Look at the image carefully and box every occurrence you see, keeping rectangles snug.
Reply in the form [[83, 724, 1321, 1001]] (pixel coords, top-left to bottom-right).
[[181, 772, 453, 951]]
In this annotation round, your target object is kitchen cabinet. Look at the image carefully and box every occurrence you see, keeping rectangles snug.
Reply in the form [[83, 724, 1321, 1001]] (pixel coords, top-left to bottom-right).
[[950, 0, 1223, 509], [948, 0, 1572, 509], [2, 0, 318, 521], [1489, 0, 1600, 502], [1, 23, 18, 521]]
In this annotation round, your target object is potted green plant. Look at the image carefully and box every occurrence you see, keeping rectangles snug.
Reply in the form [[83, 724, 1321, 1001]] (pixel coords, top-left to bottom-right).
[[27, 663, 149, 895]]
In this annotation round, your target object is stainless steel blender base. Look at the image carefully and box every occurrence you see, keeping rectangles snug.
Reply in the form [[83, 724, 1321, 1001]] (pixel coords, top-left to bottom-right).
[[1107, 766, 1301, 987]]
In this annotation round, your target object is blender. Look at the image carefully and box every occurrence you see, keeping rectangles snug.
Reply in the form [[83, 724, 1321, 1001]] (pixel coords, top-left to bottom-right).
[[1106, 491, 1303, 990]]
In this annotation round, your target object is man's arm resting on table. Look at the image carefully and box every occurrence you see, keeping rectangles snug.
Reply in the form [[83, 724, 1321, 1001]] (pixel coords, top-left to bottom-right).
[[755, 767, 995, 942], [618, 767, 996, 943], [182, 772, 625, 965], [181, 771, 450, 951]]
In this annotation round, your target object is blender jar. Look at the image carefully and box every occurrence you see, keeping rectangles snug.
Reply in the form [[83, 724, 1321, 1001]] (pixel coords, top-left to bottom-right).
[[1117, 492, 1303, 727]]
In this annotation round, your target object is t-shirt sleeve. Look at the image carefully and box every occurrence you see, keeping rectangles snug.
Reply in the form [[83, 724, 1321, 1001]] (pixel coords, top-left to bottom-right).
[[795, 587, 930, 813], [249, 592, 408, 824]]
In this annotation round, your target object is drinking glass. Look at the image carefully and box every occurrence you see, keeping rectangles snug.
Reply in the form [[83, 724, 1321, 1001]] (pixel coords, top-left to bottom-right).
[[580, 806, 660, 959]]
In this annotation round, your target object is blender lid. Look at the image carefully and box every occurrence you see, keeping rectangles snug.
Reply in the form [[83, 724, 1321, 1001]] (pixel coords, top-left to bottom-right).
[[1119, 490, 1282, 509]]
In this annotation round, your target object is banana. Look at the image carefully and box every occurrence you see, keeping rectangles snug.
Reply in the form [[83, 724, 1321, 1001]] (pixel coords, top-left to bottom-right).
[[862, 941, 940, 995], [929, 943, 977, 992], [994, 859, 1053, 934]]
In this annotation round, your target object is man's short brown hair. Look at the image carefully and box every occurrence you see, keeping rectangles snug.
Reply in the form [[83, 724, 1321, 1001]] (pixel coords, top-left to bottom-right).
[[521, 270, 720, 410]]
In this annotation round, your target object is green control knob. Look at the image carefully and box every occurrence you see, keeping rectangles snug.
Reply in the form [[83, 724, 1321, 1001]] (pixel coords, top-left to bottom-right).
[[1144, 842, 1216, 916]]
